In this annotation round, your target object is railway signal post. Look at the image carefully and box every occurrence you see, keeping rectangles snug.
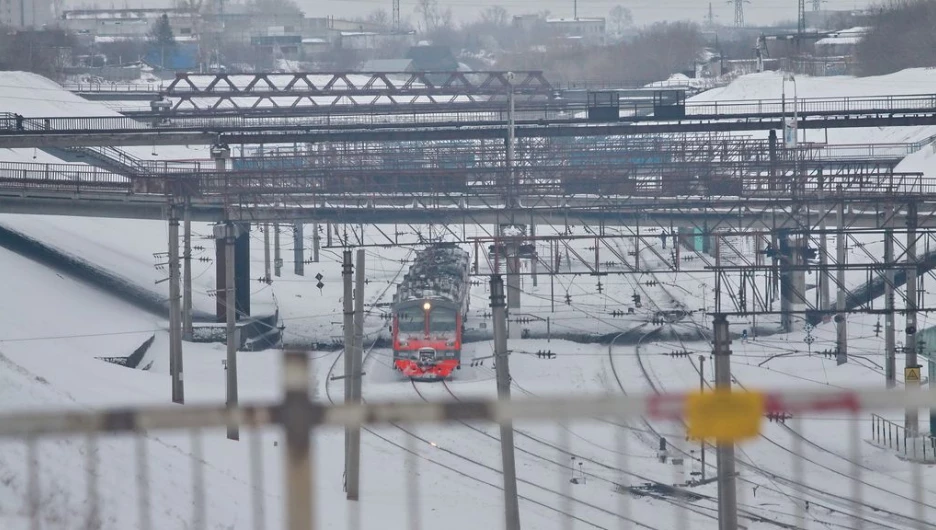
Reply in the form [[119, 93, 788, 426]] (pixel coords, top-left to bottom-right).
[[491, 274, 521, 530]]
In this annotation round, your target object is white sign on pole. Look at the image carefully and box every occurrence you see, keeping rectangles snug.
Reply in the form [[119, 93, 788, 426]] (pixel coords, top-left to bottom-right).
[[783, 117, 798, 149]]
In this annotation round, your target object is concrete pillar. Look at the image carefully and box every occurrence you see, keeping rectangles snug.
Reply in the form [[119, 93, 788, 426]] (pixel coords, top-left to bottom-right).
[[530, 221, 537, 287], [215, 223, 250, 321], [885, 204, 896, 388], [274, 223, 282, 277], [778, 231, 807, 333], [835, 198, 848, 364], [182, 197, 193, 341], [906, 201, 919, 435], [293, 222, 305, 276], [312, 222, 320, 263], [263, 223, 271, 283]]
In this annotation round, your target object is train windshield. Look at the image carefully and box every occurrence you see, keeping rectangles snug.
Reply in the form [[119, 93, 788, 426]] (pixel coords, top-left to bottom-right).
[[397, 307, 423, 333], [429, 307, 457, 333]]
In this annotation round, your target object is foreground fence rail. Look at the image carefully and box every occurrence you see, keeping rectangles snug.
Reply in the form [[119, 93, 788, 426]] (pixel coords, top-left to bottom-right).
[[2, 351, 936, 530]]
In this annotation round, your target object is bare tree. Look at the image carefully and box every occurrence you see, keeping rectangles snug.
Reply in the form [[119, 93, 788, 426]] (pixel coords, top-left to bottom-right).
[[415, 0, 452, 32], [480, 6, 509, 27], [855, 0, 936, 76], [246, 0, 303, 16], [609, 5, 633, 35], [366, 8, 391, 30]]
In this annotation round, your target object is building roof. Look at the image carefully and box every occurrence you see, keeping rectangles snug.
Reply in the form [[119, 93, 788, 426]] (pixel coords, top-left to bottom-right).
[[545, 17, 605, 23]]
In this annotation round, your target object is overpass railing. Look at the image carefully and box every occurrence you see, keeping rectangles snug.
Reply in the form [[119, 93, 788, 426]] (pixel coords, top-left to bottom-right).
[[2, 92, 936, 134], [0, 160, 131, 192], [0, 350, 934, 530]]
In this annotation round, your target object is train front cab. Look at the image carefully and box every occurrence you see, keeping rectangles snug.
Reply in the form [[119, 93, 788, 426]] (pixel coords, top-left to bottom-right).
[[392, 299, 462, 379]]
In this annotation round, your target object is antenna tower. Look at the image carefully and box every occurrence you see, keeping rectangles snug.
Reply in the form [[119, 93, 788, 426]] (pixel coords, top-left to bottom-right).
[[706, 2, 716, 28]]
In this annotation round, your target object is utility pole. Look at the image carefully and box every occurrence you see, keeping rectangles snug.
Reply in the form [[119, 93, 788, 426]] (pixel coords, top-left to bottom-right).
[[818, 177, 830, 312], [712, 313, 737, 530], [698, 355, 706, 482], [293, 223, 304, 276], [347, 249, 365, 500], [182, 197, 193, 341], [490, 275, 521, 530], [218, 221, 240, 441], [263, 222, 272, 283], [906, 201, 919, 436], [274, 223, 282, 277], [342, 250, 353, 488], [168, 205, 184, 404], [312, 222, 320, 263], [885, 204, 896, 388], [835, 195, 848, 364]]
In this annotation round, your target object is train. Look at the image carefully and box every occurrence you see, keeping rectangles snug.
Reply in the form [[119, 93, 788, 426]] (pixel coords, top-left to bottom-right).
[[391, 243, 471, 380]]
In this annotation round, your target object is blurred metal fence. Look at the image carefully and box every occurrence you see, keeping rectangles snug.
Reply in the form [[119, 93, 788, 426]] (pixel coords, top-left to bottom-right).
[[1, 351, 936, 530]]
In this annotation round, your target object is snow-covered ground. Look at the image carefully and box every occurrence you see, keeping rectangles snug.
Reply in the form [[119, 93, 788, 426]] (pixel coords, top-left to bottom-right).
[[2, 69, 936, 529]]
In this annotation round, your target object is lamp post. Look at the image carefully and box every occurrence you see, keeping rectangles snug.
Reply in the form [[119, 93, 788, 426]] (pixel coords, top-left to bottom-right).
[[782, 72, 798, 147]]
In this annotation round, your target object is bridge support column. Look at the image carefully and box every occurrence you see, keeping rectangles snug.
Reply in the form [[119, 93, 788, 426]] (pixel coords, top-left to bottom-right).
[[293, 223, 305, 276], [778, 231, 807, 333], [885, 203, 896, 388], [215, 223, 250, 322], [835, 196, 848, 364]]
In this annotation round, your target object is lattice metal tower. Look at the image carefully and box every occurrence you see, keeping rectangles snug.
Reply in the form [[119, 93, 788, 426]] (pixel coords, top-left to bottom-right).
[[798, 0, 806, 34], [812, 0, 822, 11], [706, 2, 716, 28], [730, 0, 747, 27], [392, 0, 400, 31]]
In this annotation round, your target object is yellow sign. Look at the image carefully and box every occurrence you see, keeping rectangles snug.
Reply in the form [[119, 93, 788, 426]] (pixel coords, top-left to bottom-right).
[[686, 390, 765, 442], [906, 366, 922, 383]]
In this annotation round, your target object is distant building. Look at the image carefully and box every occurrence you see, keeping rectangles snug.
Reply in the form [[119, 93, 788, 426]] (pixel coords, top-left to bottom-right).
[[405, 45, 458, 71], [1, 0, 54, 28], [359, 58, 415, 72], [512, 14, 607, 45], [814, 26, 867, 57], [62, 8, 197, 40]]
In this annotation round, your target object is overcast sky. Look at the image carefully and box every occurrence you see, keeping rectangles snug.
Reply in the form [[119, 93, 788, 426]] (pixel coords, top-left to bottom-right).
[[302, 0, 872, 27]]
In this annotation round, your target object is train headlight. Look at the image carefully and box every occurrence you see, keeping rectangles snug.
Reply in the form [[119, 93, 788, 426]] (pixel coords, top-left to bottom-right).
[[423, 301, 432, 311], [446, 340, 455, 347]]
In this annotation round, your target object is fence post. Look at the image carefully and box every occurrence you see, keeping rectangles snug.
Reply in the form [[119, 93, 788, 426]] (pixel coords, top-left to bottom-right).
[[281, 350, 313, 530]]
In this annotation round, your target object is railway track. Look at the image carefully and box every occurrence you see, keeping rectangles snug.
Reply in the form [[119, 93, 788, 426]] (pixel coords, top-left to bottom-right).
[[625, 319, 930, 530]]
